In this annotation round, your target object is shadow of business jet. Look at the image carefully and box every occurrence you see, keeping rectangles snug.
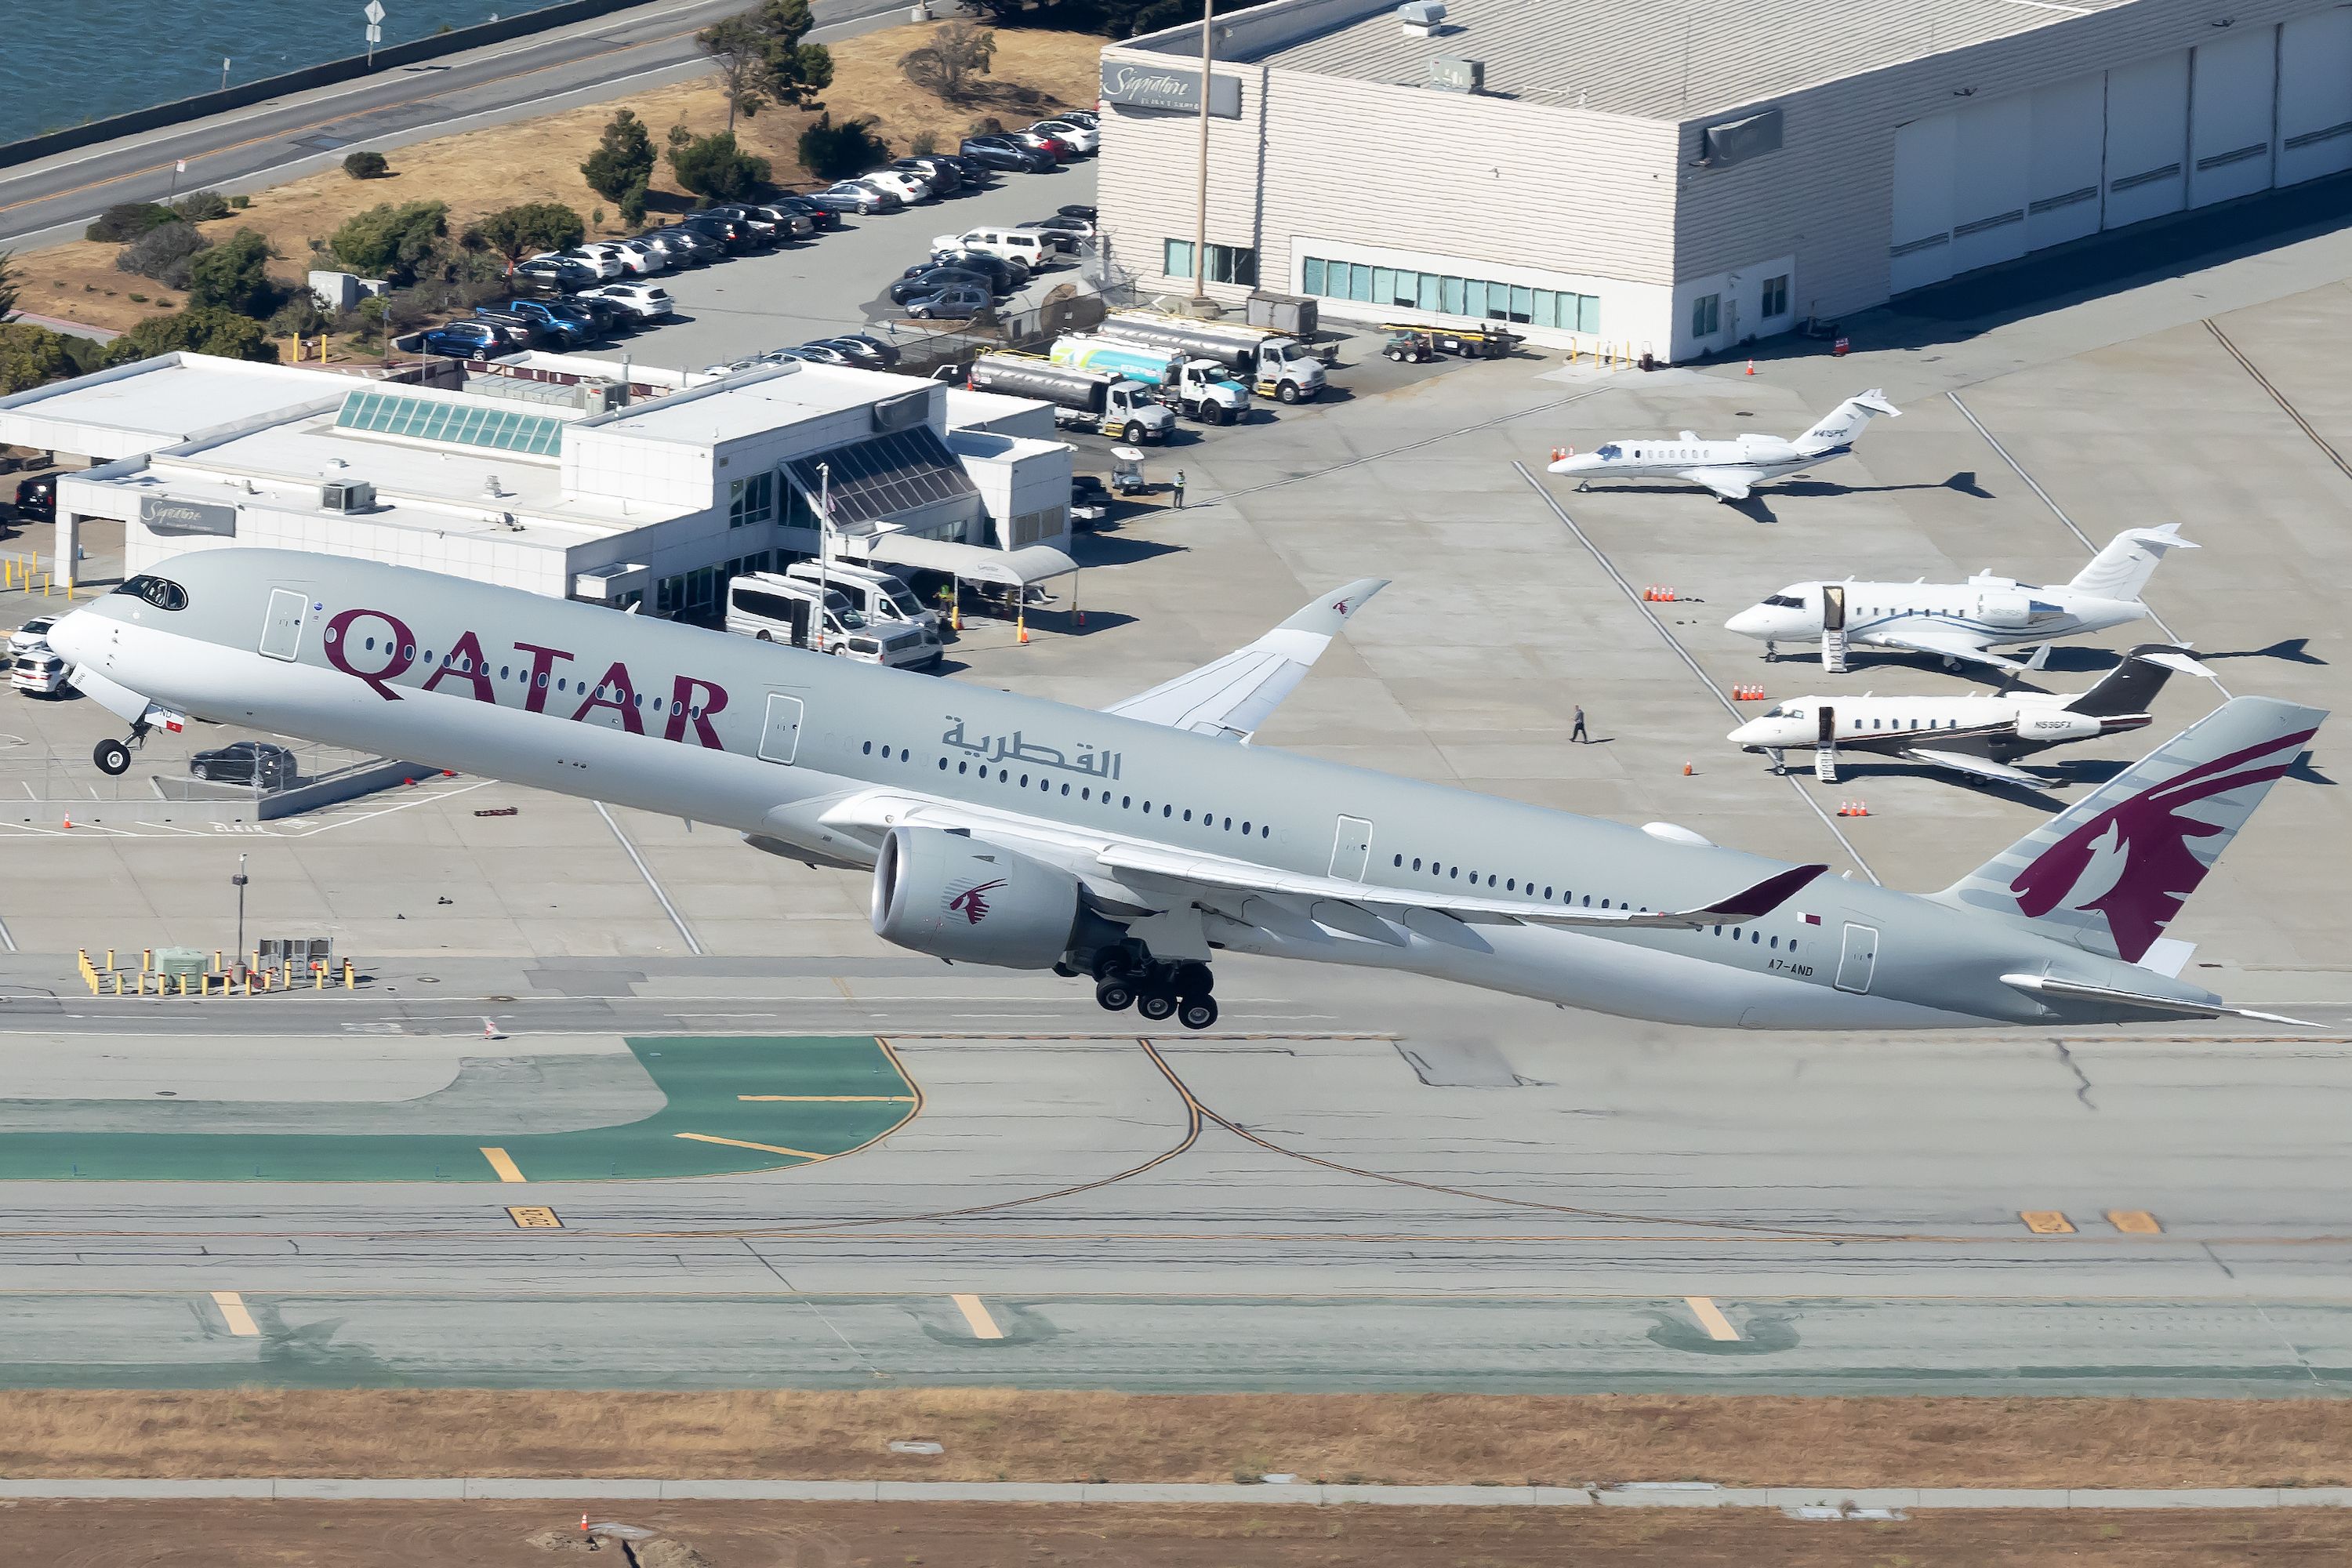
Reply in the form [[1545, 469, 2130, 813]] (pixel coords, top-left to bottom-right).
[[2203, 637, 2325, 666]]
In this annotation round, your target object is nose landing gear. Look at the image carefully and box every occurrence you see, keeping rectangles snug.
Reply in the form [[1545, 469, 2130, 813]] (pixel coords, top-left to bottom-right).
[[93, 720, 148, 778], [1090, 953, 1218, 1030]]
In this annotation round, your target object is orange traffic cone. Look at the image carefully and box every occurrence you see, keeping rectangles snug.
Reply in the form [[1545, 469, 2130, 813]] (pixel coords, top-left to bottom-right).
[[580, 1512, 590, 1534], [61, 811, 71, 830], [1744, 358, 1756, 376], [1682, 761, 1693, 776]]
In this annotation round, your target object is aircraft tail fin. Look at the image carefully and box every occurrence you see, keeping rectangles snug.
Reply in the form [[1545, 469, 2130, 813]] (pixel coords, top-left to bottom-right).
[[2063, 644, 2212, 718], [2064, 523, 2197, 601], [1932, 697, 2323, 962], [1793, 389, 1899, 454]]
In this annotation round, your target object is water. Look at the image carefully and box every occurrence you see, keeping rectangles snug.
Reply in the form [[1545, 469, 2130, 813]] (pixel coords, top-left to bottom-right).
[[0, 0, 570, 147]]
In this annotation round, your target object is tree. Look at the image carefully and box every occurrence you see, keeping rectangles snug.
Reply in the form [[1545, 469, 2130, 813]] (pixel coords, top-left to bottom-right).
[[468, 202, 586, 263], [169, 190, 232, 221], [326, 200, 448, 284], [619, 176, 649, 227], [0, 322, 72, 392], [899, 21, 996, 103], [0, 249, 17, 324], [666, 131, 771, 203], [696, 0, 833, 131], [342, 150, 390, 179], [105, 306, 279, 365], [116, 221, 210, 289], [797, 113, 890, 183], [580, 109, 658, 205], [184, 228, 278, 315]]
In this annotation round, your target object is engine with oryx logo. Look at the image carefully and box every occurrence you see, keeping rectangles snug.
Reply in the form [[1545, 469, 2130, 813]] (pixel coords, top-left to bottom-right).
[[869, 826, 1122, 968]]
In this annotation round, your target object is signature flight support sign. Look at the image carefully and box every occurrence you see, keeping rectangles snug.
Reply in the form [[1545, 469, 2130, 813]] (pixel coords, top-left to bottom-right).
[[1099, 60, 1243, 118]]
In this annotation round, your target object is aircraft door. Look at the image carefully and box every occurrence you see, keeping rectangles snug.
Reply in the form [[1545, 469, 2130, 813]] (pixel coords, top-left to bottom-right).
[[1821, 584, 1846, 631], [1816, 706, 1836, 745], [757, 693, 804, 764], [258, 588, 309, 662], [1834, 922, 1878, 993], [1327, 815, 1373, 880]]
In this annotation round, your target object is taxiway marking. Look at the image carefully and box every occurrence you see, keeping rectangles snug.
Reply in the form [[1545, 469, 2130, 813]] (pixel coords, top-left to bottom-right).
[[1685, 1295, 1740, 1341], [210, 1290, 259, 1336], [953, 1293, 1006, 1340], [480, 1146, 527, 1183], [2107, 1210, 2163, 1234], [674, 1132, 827, 1160], [736, 1094, 916, 1102], [2022, 1210, 2077, 1234]]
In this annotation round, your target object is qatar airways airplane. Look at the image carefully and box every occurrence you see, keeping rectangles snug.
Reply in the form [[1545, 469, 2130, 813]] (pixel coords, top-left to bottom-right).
[[47, 550, 2322, 1032]]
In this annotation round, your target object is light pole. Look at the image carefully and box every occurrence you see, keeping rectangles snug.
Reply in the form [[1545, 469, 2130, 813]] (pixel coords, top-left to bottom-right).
[[816, 462, 832, 652], [220, 57, 231, 91], [231, 854, 249, 974], [1191, 0, 1214, 305]]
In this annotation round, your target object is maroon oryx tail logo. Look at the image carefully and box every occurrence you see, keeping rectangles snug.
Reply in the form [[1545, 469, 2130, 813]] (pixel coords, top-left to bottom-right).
[[2009, 726, 2314, 961], [948, 879, 1007, 924]]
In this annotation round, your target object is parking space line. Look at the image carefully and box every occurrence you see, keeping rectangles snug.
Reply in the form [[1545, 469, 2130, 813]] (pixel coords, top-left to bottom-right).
[[1685, 1295, 1740, 1341], [210, 1290, 259, 1336], [674, 1132, 827, 1160], [479, 1146, 526, 1183], [952, 1293, 1006, 1340], [594, 800, 703, 954]]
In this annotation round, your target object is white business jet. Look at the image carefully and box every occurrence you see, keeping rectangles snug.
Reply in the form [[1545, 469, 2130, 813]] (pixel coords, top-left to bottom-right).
[[1723, 524, 2197, 675], [1726, 644, 2215, 786], [1546, 390, 1900, 501]]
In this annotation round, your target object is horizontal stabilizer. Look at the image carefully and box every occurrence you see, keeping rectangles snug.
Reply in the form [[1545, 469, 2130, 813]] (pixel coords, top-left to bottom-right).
[[2001, 971, 2318, 1029]]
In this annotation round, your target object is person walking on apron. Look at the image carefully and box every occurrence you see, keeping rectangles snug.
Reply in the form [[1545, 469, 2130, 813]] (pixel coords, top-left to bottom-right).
[[1171, 470, 1187, 510], [1571, 704, 1589, 742]]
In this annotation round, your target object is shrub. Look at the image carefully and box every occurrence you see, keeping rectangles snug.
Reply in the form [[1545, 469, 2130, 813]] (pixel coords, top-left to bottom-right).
[[795, 114, 887, 183], [909, 129, 938, 156], [467, 202, 586, 263], [668, 130, 771, 202], [325, 200, 448, 284], [127, 293, 148, 303], [581, 109, 658, 205], [968, 115, 1004, 136], [267, 296, 331, 338], [342, 151, 390, 180], [0, 322, 75, 393], [228, 194, 250, 209], [899, 21, 996, 103], [117, 221, 210, 288], [103, 305, 278, 365], [85, 202, 178, 243], [169, 190, 232, 222], [184, 228, 278, 316], [618, 177, 649, 227]]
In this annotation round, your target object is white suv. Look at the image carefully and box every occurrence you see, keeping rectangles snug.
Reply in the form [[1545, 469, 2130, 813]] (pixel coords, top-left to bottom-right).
[[1031, 118, 1099, 154], [930, 226, 1051, 269], [579, 282, 674, 320], [863, 169, 935, 204]]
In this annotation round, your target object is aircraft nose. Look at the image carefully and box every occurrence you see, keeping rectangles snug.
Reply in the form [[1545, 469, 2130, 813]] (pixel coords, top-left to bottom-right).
[[1545, 452, 1592, 474], [44, 607, 97, 665], [1724, 605, 1772, 637]]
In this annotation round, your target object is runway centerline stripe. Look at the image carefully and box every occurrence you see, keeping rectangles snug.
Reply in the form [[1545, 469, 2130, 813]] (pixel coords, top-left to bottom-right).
[[675, 1132, 828, 1160], [953, 1293, 1006, 1340], [1685, 1295, 1740, 1341], [479, 1147, 526, 1183], [209, 1290, 259, 1336]]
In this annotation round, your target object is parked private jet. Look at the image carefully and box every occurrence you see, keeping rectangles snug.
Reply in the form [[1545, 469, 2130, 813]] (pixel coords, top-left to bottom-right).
[[1727, 644, 2215, 786], [1546, 390, 1900, 500], [45, 550, 2320, 1031], [1724, 524, 2197, 675]]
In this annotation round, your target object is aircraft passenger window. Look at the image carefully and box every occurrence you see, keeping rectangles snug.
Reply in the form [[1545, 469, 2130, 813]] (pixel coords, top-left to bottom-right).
[[1751, 931, 1760, 943], [1163, 805, 1172, 816], [1412, 858, 1421, 870], [365, 638, 377, 652], [1600, 898, 1610, 908], [958, 761, 967, 774], [1450, 867, 1459, 879], [633, 694, 642, 708], [1223, 817, 1232, 830], [999, 769, 1009, 782], [1083, 786, 1092, 799], [500, 666, 510, 680], [1507, 879, 1515, 891], [1123, 796, 1132, 808], [862, 742, 872, 753], [1062, 783, 1070, 796], [1182, 810, 1192, 822], [1770, 936, 1779, 949], [1488, 874, 1497, 887], [1243, 822, 1252, 835], [940, 759, 949, 771], [1261, 826, 1270, 837], [1395, 855, 1403, 867]]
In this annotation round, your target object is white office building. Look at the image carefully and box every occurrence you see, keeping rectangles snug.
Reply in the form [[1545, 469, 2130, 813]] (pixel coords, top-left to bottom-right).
[[1094, 0, 2352, 361]]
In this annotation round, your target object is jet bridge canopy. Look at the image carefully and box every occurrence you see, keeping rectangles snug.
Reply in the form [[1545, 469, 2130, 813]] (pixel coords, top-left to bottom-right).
[[851, 535, 1078, 590]]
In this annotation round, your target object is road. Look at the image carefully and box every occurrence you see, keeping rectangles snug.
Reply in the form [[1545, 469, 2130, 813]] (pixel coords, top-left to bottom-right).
[[0, 0, 920, 252]]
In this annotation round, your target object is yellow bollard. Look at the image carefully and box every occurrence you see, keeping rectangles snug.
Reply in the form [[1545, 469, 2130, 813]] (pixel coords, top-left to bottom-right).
[[213, 950, 223, 973], [177, 973, 188, 997], [141, 949, 152, 973], [243, 971, 252, 996], [41, 573, 49, 598], [314, 965, 324, 991], [343, 959, 355, 991], [107, 949, 115, 971], [113, 972, 123, 996]]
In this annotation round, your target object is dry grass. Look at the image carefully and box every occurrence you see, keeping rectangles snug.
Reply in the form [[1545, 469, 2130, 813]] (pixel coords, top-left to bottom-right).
[[6, 1389, 2352, 1487], [6, 23, 1105, 337]]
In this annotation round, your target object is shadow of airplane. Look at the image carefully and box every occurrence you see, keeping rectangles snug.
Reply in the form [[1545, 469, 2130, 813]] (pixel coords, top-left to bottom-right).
[[1581, 470, 1992, 524], [2204, 637, 2326, 666]]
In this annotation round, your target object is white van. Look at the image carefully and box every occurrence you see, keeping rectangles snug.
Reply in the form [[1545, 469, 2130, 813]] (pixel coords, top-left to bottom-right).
[[930, 226, 1051, 270], [724, 572, 942, 670], [784, 561, 944, 637]]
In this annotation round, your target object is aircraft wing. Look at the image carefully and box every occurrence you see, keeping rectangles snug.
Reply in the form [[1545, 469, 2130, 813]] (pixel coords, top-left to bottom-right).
[[1102, 578, 1388, 742], [1677, 464, 1767, 501], [2001, 972, 2318, 1029], [1863, 625, 2038, 674], [1900, 747, 2049, 789]]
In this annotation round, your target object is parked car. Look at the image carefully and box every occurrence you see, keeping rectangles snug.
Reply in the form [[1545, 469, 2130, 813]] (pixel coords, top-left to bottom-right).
[[929, 248, 1029, 291], [901, 281, 992, 320], [758, 347, 826, 365], [681, 213, 755, 251], [862, 168, 935, 204], [892, 156, 962, 194], [702, 203, 784, 241], [790, 341, 857, 366], [1058, 110, 1098, 131], [190, 741, 298, 787], [1009, 129, 1071, 162], [1056, 202, 1098, 221], [931, 225, 1054, 270], [768, 193, 839, 230], [530, 248, 622, 280], [654, 226, 723, 263], [418, 321, 508, 361], [1069, 473, 1111, 528], [809, 334, 901, 368], [745, 201, 816, 238], [484, 298, 593, 345], [612, 237, 673, 272], [9, 614, 56, 655], [1027, 212, 1097, 241], [546, 296, 621, 336], [818, 179, 904, 215], [10, 648, 66, 698], [958, 136, 1052, 172], [1030, 118, 1099, 154], [11, 474, 56, 524], [578, 281, 675, 321], [512, 256, 598, 292], [890, 267, 993, 306], [938, 153, 995, 186], [573, 241, 653, 274]]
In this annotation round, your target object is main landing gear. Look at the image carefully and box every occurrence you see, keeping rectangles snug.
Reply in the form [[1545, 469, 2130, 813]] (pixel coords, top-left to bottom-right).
[[1090, 951, 1217, 1031]]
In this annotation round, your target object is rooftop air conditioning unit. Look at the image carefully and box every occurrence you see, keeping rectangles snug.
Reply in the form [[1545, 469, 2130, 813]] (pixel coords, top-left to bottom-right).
[[1427, 54, 1483, 93], [579, 379, 628, 413], [1399, 0, 1446, 37], [320, 480, 377, 514]]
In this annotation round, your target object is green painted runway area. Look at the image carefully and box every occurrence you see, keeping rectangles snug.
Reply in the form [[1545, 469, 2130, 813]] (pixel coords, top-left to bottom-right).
[[0, 1036, 916, 1181]]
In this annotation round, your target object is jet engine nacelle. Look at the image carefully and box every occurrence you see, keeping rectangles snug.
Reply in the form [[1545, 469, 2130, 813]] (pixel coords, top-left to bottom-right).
[[2016, 710, 2102, 740], [1975, 590, 2036, 627], [870, 826, 1083, 969]]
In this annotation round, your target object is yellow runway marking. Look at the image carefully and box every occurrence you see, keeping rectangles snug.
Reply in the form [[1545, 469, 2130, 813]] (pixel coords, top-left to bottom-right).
[[953, 1293, 1006, 1340], [480, 1147, 526, 1184], [736, 1094, 916, 1102], [2021, 1210, 2076, 1234], [2107, 1210, 2163, 1234], [506, 1206, 562, 1229], [210, 1291, 259, 1336], [674, 1133, 828, 1160], [1685, 1295, 1740, 1341]]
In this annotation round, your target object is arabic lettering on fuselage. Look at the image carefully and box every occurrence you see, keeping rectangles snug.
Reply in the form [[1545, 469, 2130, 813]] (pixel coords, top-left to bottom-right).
[[321, 605, 729, 750], [940, 716, 1120, 779]]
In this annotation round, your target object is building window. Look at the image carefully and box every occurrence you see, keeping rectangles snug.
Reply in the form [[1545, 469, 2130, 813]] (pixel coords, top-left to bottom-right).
[[1440, 275, 1464, 314], [1761, 273, 1790, 318], [1163, 238, 1195, 280], [1348, 262, 1372, 302], [1298, 253, 1601, 337], [1690, 292, 1721, 338], [728, 473, 773, 528], [1302, 257, 1325, 294], [784, 481, 820, 529], [1207, 243, 1256, 285]]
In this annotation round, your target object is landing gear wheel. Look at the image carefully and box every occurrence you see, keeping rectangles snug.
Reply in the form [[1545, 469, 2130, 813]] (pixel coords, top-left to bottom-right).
[[1171, 961, 1212, 996], [1178, 995, 1218, 1030], [93, 739, 132, 777], [1094, 976, 1135, 1011], [756, 630, 775, 642], [1136, 988, 1177, 1023]]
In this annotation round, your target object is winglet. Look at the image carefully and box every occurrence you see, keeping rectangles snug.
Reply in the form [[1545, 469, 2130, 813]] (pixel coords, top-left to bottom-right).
[[1276, 578, 1389, 637], [1693, 862, 1830, 920]]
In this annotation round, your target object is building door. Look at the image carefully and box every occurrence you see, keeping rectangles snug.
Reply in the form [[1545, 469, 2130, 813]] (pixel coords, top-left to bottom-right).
[[2026, 74, 2106, 249], [2278, 10, 2352, 186], [258, 589, 308, 662], [2188, 27, 2279, 208], [2103, 51, 2190, 229], [1327, 815, 1373, 880], [1888, 112, 1957, 292], [757, 693, 804, 764], [1948, 94, 2031, 275], [1835, 922, 1879, 994]]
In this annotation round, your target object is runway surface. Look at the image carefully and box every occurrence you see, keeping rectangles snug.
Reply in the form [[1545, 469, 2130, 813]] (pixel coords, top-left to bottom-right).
[[2, 953, 2349, 1395]]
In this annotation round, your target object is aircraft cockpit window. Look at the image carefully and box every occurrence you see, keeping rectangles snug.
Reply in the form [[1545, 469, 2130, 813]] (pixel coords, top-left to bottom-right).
[[1595, 444, 1622, 459], [1762, 593, 1806, 609], [1762, 704, 1787, 717], [114, 575, 188, 612]]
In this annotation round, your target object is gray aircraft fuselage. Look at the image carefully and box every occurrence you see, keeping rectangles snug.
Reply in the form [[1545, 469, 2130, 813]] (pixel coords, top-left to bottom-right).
[[51, 550, 2222, 1029]]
